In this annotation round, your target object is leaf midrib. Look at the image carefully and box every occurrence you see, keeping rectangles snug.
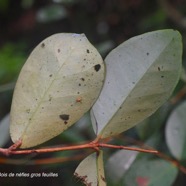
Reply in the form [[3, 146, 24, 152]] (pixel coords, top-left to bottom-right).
[[21, 49, 73, 140]]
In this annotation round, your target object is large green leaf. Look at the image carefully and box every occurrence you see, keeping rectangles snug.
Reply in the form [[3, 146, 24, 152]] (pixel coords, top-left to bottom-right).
[[165, 100, 186, 160], [74, 151, 106, 186], [10, 33, 104, 148], [91, 29, 182, 139]]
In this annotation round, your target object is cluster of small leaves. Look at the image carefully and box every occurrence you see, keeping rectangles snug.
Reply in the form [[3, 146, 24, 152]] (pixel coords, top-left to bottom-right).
[[4, 29, 183, 185]]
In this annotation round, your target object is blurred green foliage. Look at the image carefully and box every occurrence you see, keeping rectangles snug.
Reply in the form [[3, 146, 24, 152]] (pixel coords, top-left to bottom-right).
[[0, 43, 26, 84]]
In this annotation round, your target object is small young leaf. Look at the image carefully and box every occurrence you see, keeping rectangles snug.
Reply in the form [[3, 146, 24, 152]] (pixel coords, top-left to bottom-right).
[[10, 33, 104, 148], [165, 100, 186, 160], [74, 151, 106, 186], [91, 29, 182, 139]]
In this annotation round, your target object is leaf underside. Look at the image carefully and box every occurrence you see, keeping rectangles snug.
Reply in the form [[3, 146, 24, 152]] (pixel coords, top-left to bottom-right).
[[74, 151, 106, 186], [91, 29, 182, 139], [166, 100, 186, 160], [10, 33, 105, 148]]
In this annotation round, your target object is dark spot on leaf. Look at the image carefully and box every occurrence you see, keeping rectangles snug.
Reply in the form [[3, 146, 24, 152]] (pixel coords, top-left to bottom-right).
[[42, 107, 44, 109], [94, 64, 101, 72], [161, 75, 164, 78], [59, 114, 69, 121], [59, 114, 69, 124], [79, 83, 81, 86], [49, 74, 53, 77], [58, 49, 60, 53], [101, 175, 106, 182], [26, 109, 30, 113], [81, 78, 85, 81], [49, 97, 52, 101], [74, 173, 90, 186], [41, 43, 45, 48], [158, 67, 161, 71], [86, 49, 90, 53], [146, 52, 149, 56]]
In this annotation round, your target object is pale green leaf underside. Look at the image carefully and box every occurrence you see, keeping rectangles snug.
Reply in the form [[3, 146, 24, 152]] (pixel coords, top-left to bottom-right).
[[165, 100, 186, 160], [10, 33, 104, 148], [74, 151, 106, 186], [91, 29, 182, 138]]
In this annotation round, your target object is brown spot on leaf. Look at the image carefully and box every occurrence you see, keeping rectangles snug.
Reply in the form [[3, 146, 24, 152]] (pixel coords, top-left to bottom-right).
[[74, 173, 91, 186], [76, 97, 82, 103], [41, 43, 45, 48], [94, 64, 101, 72], [86, 49, 90, 53], [59, 114, 69, 124], [49, 74, 53, 77], [59, 114, 69, 121], [101, 175, 106, 182], [58, 49, 60, 53]]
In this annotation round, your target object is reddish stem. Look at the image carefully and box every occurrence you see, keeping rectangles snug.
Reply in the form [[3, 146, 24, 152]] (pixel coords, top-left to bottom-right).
[[0, 140, 186, 175], [0, 140, 158, 156]]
